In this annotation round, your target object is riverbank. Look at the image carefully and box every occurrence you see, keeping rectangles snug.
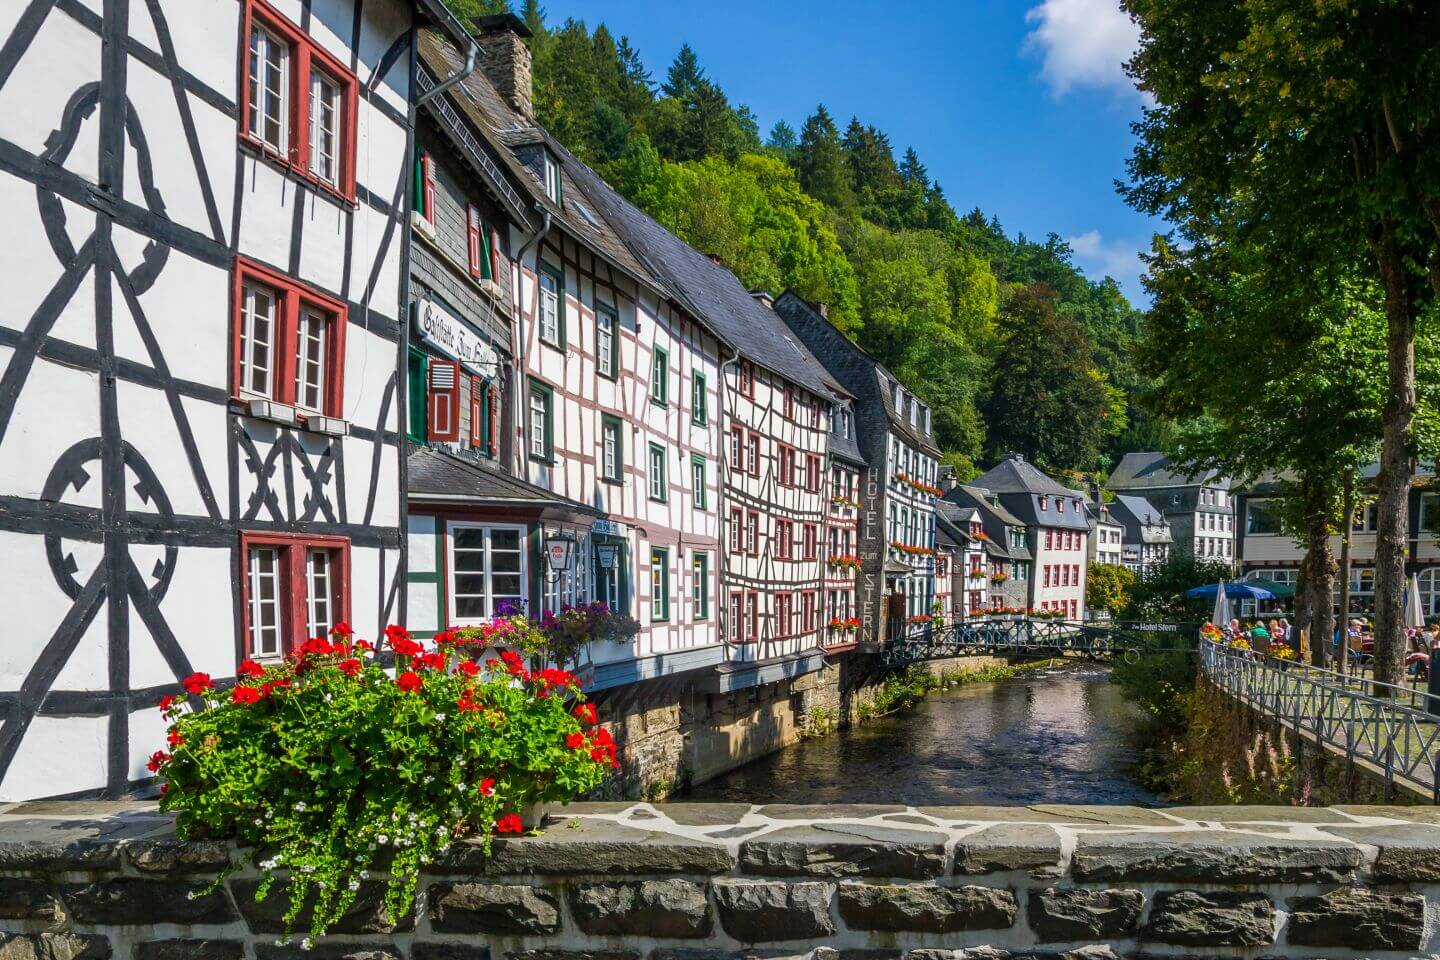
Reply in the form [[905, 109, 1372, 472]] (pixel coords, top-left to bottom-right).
[[686, 660, 1156, 805]]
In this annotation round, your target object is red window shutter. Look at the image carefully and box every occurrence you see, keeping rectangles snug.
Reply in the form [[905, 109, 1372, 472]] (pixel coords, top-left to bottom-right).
[[468, 375, 482, 446], [487, 383, 501, 457], [427, 359, 460, 441], [489, 228, 505, 284], [422, 154, 436, 223], [467, 206, 482, 277]]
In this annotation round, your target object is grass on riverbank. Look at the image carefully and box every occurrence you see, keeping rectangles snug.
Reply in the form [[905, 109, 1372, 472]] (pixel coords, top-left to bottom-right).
[[853, 658, 1061, 723]]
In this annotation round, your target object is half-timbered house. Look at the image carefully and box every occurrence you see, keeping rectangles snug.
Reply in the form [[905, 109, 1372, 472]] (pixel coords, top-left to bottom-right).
[[773, 292, 942, 640], [409, 20, 726, 690], [823, 401, 865, 650], [0, 0, 468, 798]]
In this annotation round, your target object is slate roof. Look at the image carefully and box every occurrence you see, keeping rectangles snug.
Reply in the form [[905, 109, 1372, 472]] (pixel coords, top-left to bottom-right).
[[418, 30, 663, 295], [408, 446, 598, 515], [972, 455, 1086, 499], [940, 489, 1031, 561], [954, 484, 1025, 528], [1109, 494, 1174, 545], [560, 156, 843, 399], [1107, 451, 1232, 491], [829, 421, 865, 466]]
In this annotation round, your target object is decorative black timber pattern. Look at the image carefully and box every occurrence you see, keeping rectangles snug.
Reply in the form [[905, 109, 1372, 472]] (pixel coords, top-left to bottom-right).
[[0, 0, 408, 797]]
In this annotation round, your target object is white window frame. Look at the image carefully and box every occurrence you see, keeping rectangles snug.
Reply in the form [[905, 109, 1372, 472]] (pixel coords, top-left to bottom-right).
[[294, 304, 328, 413], [446, 522, 529, 625], [248, 22, 289, 155], [304, 547, 332, 638], [538, 270, 560, 345], [596, 307, 616, 378], [648, 443, 667, 501], [543, 151, 562, 204], [247, 545, 283, 659], [601, 417, 621, 482], [308, 67, 342, 186]]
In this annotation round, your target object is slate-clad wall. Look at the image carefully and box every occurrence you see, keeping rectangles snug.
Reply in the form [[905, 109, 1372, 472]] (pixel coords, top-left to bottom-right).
[[1, 801, 1435, 959]]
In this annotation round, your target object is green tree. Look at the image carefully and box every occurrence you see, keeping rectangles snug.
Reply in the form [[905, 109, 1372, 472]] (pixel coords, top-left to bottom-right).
[[1122, 555, 1236, 623], [1123, 0, 1440, 685], [1087, 563, 1138, 615], [796, 105, 854, 213], [661, 42, 705, 101], [981, 284, 1123, 473]]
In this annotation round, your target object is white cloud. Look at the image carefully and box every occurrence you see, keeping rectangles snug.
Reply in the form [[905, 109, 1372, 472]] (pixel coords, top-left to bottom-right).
[[1023, 0, 1141, 98], [1066, 230, 1145, 301]]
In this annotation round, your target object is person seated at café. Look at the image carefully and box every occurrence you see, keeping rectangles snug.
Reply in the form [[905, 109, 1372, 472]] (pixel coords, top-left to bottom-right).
[[1250, 622, 1271, 654]]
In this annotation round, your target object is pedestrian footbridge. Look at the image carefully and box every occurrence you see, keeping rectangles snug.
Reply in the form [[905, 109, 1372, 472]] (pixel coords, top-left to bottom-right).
[[873, 617, 1197, 666]]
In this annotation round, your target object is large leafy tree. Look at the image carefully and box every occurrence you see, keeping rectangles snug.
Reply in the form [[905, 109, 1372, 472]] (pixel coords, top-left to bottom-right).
[[981, 284, 1123, 473], [1124, 0, 1440, 684]]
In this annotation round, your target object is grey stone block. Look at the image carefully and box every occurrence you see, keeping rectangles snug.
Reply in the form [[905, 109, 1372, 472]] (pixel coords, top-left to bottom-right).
[[0, 818, 165, 870], [507, 952, 640, 960], [1026, 888, 1143, 941], [1286, 887, 1424, 951], [254, 947, 400, 960], [428, 882, 559, 935], [570, 879, 712, 939], [442, 821, 735, 875], [836, 882, 1016, 933], [0, 878, 61, 924], [739, 823, 948, 879], [756, 805, 906, 821], [232, 879, 409, 934], [1321, 823, 1440, 881], [126, 840, 231, 874], [411, 947, 491, 960], [131, 942, 244, 960], [954, 826, 1062, 877], [59, 880, 235, 926], [1142, 890, 1274, 946], [1071, 829, 1360, 883], [712, 879, 835, 942], [0, 935, 110, 960]]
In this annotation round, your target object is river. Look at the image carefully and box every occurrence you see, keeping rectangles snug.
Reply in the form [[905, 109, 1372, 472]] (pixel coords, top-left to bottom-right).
[[684, 662, 1158, 806]]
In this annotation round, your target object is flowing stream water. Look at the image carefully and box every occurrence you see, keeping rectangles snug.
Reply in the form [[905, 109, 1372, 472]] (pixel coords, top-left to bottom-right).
[[684, 662, 1158, 806]]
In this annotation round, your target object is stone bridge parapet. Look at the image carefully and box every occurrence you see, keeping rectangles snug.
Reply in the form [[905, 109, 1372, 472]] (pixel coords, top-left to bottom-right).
[[0, 801, 1438, 959]]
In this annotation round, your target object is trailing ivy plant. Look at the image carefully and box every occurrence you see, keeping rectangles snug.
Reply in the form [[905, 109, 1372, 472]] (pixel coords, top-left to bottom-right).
[[153, 624, 617, 945]]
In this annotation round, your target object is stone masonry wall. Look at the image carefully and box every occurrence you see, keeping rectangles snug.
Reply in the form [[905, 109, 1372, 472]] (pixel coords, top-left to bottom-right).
[[4, 801, 1440, 960]]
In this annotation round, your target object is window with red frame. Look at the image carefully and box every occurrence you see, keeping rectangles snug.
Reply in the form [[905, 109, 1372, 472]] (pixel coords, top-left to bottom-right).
[[1044, 529, 1053, 550], [802, 523, 817, 561], [801, 591, 816, 633], [805, 454, 820, 492], [783, 386, 795, 420], [739, 361, 754, 397], [1043, 565, 1052, 588], [468, 376, 500, 456], [746, 592, 759, 640], [775, 519, 794, 559], [241, 0, 357, 200], [809, 401, 820, 429], [776, 593, 793, 637], [777, 445, 795, 487], [747, 435, 761, 477], [729, 592, 745, 641], [729, 424, 745, 471], [745, 511, 759, 554], [233, 258, 346, 416], [728, 508, 743, 551], [467, 206, 494, 280], [242, 532, 349, 660]]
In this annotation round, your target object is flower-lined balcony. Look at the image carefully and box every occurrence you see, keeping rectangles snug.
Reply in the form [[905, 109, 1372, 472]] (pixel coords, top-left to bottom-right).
[[826, 616, 861, 635], [827, 554, 862, 573], [889, 540, 936, 560], [893, 471, 943, 498], [829, 494, 861, 513]]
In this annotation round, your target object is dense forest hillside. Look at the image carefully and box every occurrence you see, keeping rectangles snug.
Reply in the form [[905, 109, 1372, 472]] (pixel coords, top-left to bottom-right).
[[444, 0, 1168, 481]]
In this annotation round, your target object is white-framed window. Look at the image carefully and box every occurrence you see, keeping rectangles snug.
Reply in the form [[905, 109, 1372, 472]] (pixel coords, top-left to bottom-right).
[[650, 547, 669, 620], [304, 547, 333, 638], [240, 281, 278, 398], [528, 386, 549, 460], [543, 151, 562, 204], [538, 267, 561, 346], [1419, 567, 1440, 618], [601, 416, 622, 482], [692, 552, 710, 619], [308, 68, 341, 186], [448, 522, 526, 623], [692, 455, 707, 510], [247, 545, 282, 658], [294, 306, 327, 413], [247, 22, 289, 154], [648, 443, 667, 501], [593, 541, 625, 614], [596, 306, 616, 378]]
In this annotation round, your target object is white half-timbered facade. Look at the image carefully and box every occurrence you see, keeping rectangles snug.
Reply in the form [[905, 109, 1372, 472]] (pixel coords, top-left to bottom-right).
[[0, 0, 463, 799], [823, 406, 864, 650]]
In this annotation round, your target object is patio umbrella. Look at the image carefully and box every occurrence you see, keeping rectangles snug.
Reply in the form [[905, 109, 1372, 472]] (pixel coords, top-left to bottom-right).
[[1211, 581, 1231, 627], [1406, 574, 1427, 630], [1186, 581, 1276, 601]]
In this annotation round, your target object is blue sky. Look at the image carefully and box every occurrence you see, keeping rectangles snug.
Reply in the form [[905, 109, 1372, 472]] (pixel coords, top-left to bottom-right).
[[539, 0, 1163, 306]]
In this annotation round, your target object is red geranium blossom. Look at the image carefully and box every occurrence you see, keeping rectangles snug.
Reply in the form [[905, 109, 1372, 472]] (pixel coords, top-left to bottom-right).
[[433, 630, 456, 645], [479, 777, 496, 796], [237, 659, 264, 679], [338, 658, 362, 677], [331, 622, 353, 638], [573, 703, 597, 726], [495, 813, 524, 834], [146, 750, 170, 773], [499, 649, 527, 677], [158, 694, 179, 712], [457, 689, 483, 712], [166, 730, 184, 747], [565, 732, 585, 749], [396, 671, 423, 693], [418, 651, 447, 671], [231, 685, 261, 706], [182, 673, 212, 695], [456, 660, 480, 677]]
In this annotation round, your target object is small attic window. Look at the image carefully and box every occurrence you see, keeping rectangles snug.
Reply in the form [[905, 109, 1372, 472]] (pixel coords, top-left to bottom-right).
[[543, 151, 561, 205]]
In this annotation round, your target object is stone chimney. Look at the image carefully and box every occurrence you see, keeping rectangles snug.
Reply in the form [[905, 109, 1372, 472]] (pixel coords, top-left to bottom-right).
[[473, 14, 533, 120], [937, 465, 958, 494], [749, 290, 774, 307]]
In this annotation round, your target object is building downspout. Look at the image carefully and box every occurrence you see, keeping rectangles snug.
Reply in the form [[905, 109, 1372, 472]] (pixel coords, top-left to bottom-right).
[[510, 207, 551, 477], [415, 38, 478, 107], [716, 345, 742, 644]]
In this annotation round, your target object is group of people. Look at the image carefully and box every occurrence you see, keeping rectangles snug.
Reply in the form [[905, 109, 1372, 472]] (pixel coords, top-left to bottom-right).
[[1220, 617, 1301, 654], [1337, 618, 1440, 678]]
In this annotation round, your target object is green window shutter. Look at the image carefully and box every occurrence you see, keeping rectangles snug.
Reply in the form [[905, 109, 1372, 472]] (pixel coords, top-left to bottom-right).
[[480, 224, 493, 280], [407, 348, 428, 442]]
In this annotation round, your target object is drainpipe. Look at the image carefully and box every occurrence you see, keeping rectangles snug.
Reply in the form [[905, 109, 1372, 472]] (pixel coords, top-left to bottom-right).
[[716, 344, 742, 644], [416, 39, 479, 107], [510, 206, 552, 476]]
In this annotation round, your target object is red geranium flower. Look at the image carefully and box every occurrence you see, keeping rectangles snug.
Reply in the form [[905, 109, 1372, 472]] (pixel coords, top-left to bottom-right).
[[396, 671, 423, 693], [457, 689, 482, 712], [419, 651, 447, 671], [456, 660, 480, 677], [499, 649, 526, 676], [237, 659, 264, 679], [231, 685, 261, 705], [158, 694, 179, 712], [355, 639, 373, 652], [146, 750, 170, 773], [331, 622, 353, 638], [495, 813, 524, 834], [338, 658, 362, 677], [479, 777, 496, 796], [434, 630, 456, 646], [181, 673, 212, 695], [166, 730, 184, 748], [565, 732, 585, 749], [573, 703, 598, 726]]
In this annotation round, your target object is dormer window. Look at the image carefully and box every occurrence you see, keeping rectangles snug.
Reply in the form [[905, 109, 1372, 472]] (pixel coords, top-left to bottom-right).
[[543, 151, 561, 205], [893, 383, 903, 409], [1039, 496, 1049, 511], [922, 407, 930, 435], [1057, 499, 1065, 513]]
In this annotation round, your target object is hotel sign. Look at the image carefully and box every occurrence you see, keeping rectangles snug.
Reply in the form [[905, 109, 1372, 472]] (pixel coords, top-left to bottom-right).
[[414, 298, 499, 377]]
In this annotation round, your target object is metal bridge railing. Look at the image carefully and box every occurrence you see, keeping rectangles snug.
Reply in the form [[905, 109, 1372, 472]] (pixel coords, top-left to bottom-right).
[[1199, 639, 1440, 801], [881, 618, 1195, 666]]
